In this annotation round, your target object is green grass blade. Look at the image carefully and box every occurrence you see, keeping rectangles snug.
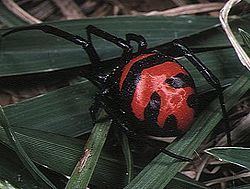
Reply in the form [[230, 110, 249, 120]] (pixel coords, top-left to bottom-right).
[[66, 111, 111, 189], [178, 48, 245, 88], [0, 123, 209, 188], [0, 126, 84, 176], [121, 132, 134, 183], [228, 184, 250, 189], [172, 174, 209, 189], [182, 14, 250, 48], [239, 28, 250, 49], [0, 16, 219, 76], [0, 144, 46, 189], [0, 14, 247, 77], [0, 106, 57, 189], [0, 180, 17, 189], [117, 130, 134, 183], [3, 80, 96, 137], [205, 147, 250, 170], [125, 73, 250, 189], [0, 2, 28, 27], [1, 47, 246, 138]]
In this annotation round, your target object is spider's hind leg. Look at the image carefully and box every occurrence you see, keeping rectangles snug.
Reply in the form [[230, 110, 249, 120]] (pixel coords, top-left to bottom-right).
[[171, 40, 231, 146], [86, 25, 133, 62]]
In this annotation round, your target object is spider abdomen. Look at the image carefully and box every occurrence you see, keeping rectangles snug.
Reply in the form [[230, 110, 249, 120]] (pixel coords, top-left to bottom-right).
[[119, 52, 197, 136]]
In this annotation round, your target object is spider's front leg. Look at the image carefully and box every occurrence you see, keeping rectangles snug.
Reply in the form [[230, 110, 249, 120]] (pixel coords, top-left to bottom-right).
[[1, 25, 101, 64], [85, 25, 150, 65], [85, 25, 133, 65], [125, 33, 148, 53]]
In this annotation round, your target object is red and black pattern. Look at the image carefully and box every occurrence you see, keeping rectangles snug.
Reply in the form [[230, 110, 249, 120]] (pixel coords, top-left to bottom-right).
[[119, 52, 197, 135], [2, 24, 232, 162]]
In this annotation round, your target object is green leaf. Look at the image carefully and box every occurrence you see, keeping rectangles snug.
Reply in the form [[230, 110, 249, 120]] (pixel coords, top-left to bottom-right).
[[0, 1, 28, 27], [0, 106, 56, 189], [0, 144, 44, 189], [171, 174, 208, 189], [2, 47, 244, 138], [239, 28, 250, 49], [182, 14, 250, 48], [0, 125, 208, 188], [2, 47, 246, 138], [66, 111, 111, 189], [0, 14, 248, 188], [116, 129, 134, 183], [125, 73, 250, 189], [0, 16, 219, 76], [0, 180, 17, 189], [228, 184, 250, 189], [0, 126, 84, 176], [205, 147, 250, 170], [178, 48, 245, 88], [3, 79, 96, 137]]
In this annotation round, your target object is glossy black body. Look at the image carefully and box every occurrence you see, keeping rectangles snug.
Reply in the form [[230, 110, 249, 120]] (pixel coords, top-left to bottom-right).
[[2, 24, 231, 162]]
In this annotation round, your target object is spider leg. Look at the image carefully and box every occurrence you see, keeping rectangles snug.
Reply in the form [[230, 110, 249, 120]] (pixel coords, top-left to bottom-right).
[[121, 127, 192, 162], [135, 136, 192, 162], [91, 89, 192, 162], [90, 90, 129, 128], [85, 27, 149, 86], [125, 33, 147, 53], [89, 94, 102, 126], [171, 40, 231, 146], [86, 25, 133, 63], [1, 25, 100, 65]]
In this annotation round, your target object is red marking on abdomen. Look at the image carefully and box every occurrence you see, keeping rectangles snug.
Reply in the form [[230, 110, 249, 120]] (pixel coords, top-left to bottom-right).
[[131, 61, 195, 131], [119, 53, 155, 91]]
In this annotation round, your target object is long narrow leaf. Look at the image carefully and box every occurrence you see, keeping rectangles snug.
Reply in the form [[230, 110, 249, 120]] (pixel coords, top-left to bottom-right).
[[0, 107, 56, 189], [115, 128, 134, 184], [1, 47, 246, 138], [205, 147, 250, 170], [229, 184, 250, 189], [0, 125, 209, 188], [3, 79, 96, 137], [120, 132, 134, 183], [0, 144, 44, 189], [0, 15, 249, 77], [182, 14, 250, 48], [0, 16, 219, 76], [66, 111, 111, 189], [239, 28, 250, 49]]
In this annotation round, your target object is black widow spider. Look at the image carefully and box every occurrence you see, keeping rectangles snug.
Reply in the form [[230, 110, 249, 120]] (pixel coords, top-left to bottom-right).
[[2, 24, 231, 161]]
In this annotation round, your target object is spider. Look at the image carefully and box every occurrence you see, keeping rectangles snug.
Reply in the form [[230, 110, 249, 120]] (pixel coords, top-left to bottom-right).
[[2, 24, 231, 161]]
